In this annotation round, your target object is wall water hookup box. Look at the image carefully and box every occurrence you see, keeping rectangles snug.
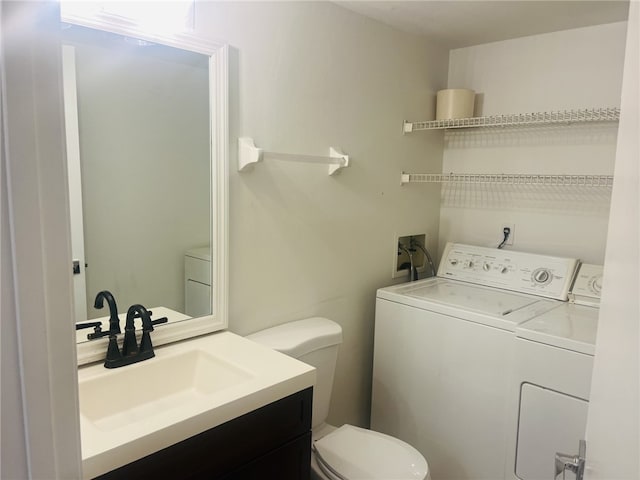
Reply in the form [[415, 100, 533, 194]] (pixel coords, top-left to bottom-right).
[[393, 233, 428, 279]]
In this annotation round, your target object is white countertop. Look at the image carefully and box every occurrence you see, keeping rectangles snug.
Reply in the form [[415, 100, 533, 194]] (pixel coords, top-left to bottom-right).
[[78, 330, 315, 479]]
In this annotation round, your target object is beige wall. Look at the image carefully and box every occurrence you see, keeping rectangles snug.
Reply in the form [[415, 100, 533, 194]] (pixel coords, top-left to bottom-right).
[[1, 72, 29, 480], [439, 22, 627, 263], [194, 1, 448, 426]]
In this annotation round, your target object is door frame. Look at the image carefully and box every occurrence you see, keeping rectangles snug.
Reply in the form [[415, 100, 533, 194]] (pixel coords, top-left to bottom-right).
[[1, 1, 82, 477]]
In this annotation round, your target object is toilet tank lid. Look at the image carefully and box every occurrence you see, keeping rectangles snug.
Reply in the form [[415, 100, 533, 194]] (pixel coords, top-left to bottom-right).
[[246, 317, 342, 357]]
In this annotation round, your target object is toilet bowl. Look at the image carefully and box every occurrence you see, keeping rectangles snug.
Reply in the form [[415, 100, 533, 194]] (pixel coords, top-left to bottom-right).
[[311, 424, 429, 480], [247, 317, 430, 480]]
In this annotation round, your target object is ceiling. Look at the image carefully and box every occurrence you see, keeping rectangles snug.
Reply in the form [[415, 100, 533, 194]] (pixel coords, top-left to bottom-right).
[[335, 1, 629, 49]]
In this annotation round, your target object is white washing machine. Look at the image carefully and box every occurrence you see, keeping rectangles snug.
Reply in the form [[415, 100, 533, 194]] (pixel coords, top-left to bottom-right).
[[372, 243, 579, 480], [505, 264, 602, 480]]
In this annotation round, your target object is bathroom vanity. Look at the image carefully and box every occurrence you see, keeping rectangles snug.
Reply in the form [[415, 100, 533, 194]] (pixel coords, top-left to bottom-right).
[[95, 389, 312, 479], [78, 332, 315, 479]]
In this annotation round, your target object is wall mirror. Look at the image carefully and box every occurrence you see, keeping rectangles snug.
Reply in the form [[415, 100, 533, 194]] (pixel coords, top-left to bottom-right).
[[61, 5, 229, 365]]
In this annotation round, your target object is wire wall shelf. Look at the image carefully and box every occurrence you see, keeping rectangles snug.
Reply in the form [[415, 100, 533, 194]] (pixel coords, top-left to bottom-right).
[[401, 173, 614, 188], [403, 107, 620, 133]]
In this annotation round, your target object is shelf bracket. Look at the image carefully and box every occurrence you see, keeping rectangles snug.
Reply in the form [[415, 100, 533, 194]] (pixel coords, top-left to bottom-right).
[[402, 121, 414, 134], [238, 137, 349, 176]]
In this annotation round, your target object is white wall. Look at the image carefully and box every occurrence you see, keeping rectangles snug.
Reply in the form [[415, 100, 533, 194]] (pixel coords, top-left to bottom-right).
[[194, 1, 449, 426], [71, 39, 210, 317], [585, 3, 639, 478], [1, 63, 29, 480], [439, 22, 627, 263]]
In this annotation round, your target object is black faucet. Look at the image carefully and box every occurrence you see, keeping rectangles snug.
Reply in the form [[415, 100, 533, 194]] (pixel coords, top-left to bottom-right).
[[91, 290, 124, 366], [104, 304, 168, 369], [75, 291, 121, 341], [94, 290, 121, 335]]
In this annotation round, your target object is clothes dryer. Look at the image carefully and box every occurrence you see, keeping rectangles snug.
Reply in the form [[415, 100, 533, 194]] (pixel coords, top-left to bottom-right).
[[505, 264, 602, 480]]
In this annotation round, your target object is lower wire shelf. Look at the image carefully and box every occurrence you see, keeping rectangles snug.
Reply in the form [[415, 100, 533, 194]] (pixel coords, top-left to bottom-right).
[[401, 172, 614, 187]]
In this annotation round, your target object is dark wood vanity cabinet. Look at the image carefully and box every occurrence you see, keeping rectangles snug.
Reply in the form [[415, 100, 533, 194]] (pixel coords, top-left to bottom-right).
[[94, 388, 313, 480]]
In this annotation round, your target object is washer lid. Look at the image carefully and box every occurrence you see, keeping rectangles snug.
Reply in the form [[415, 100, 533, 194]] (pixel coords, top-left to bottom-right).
[[516, 304, 598, 355], [314, 424, 428, 480], [405, 281, 537, 316]]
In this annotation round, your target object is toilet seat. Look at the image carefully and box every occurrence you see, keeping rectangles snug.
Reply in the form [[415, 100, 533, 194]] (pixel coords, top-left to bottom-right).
[[313, 424, 428, 480]]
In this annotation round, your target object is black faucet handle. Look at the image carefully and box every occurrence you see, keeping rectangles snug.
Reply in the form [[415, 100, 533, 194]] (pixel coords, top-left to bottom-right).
[[149, 316, 168, 330], [76, 321, 112, 340], [87, 330, 111, 340], [75, 321, 102, 331]]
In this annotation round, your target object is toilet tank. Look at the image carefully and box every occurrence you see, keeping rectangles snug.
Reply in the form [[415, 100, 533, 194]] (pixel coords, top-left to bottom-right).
[[246, 317, 342, 429]]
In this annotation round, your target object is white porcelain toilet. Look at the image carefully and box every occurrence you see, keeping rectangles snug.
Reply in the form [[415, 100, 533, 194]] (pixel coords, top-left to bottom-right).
[[247, 317, 430, 480]]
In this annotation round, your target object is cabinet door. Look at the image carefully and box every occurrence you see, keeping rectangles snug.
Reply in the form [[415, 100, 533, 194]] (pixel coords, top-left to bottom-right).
[[94, 388, 312, 480], [220, 433, 312, 480]]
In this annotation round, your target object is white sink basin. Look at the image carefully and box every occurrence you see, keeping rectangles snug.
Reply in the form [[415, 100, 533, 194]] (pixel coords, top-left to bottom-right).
[[80, 349, 254, 431], [78, 331, 315, 479]]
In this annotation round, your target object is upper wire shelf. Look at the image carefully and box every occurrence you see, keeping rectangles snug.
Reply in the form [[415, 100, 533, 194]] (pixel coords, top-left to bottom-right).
[[403, 107, 620, 133], [401, 172, 614, 187]]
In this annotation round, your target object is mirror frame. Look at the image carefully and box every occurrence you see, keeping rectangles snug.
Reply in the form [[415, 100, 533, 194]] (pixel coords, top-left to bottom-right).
[[63, 10, 229, 365]]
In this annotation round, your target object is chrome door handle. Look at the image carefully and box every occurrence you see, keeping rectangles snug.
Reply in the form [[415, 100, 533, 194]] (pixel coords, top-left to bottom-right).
[[555, 440, 586, 480]]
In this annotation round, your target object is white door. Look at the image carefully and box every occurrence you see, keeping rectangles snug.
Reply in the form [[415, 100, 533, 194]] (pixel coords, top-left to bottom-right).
[[62, 45, 88, 322], [583, 4, 639, 479]]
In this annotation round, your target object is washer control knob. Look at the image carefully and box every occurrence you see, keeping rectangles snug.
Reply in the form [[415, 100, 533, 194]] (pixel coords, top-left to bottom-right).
[[533, 268, 551, 284], [450, 259, 458, 266], [591, 276, 603, 294], [467, 261, 474, 268], [501, 267, 509, 274], [483, 263, 491, 271]]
